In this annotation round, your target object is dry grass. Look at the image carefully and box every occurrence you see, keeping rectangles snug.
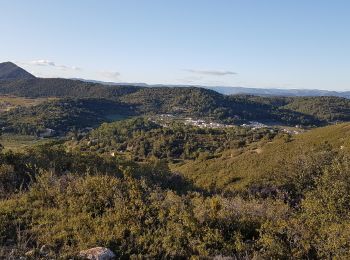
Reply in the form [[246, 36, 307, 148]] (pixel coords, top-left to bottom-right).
[[0, 134, 53, 153], [0, 95, 56, 112]]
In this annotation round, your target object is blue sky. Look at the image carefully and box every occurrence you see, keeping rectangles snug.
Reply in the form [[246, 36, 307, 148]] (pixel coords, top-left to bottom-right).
[[1, 0, 349, 90]]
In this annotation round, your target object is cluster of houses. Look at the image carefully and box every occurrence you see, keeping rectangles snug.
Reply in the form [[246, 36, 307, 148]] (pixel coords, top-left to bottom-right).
[[241, 121, 268, 130], [282, 128, 301, 135], [184, 118, 234, 129], [150, 114, 236, 129], [150, 114, 305, 135], [153, 115, 273, 130]]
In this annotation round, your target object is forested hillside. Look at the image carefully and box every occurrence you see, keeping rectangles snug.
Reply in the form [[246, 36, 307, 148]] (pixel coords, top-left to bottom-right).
[[120, 88, 323, 125], [174, 123, 350, 192], [0, 98, 133, 135], [1, 123, 350, 258], [1, 63, 350, 258], [0, 78, 140, 98], [282, 96, 350, 121], [0, 73, 350, 126], [71, 117, 277, 161]]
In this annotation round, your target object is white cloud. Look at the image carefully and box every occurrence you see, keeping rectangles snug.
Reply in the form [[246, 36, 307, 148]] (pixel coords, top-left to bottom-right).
[[185, 69, 237, 76], [30, 60, 55, 66], [18, 60, 122, 81], [22, 60, 81, 71]]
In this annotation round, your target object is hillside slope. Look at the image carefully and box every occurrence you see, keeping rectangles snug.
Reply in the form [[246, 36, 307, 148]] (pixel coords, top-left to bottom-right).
[[282, 96, 350, 122], [0, 78, 141, 98], [0, 62, 35, 81], [173, 123, 350, 192], [0, 98, 133, 135], [71, 117, 277, 161]]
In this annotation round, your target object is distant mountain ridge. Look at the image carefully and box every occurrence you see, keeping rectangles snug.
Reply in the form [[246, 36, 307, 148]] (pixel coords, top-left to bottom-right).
[[75, 78, 350, 98], [206, 86, 350, 98], [0, 62, 36, 81], [0, 61, 348, 98]]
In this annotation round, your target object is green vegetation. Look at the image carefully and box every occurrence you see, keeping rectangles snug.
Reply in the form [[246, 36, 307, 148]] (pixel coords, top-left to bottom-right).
[[242, 95, 350, 122], [0, 95, 51, 112], [174, 123, 350, 193], [1, 77, 350, 126], [0, 78, 140, 98], [120, 88, 323, 125], [1, 67, 350, 258], [72, 117, 277, 161], [0, 98, 133, 136], [1, 120, 350, 258], [0, 134, 52, 152], [283, 96, 350, 122]]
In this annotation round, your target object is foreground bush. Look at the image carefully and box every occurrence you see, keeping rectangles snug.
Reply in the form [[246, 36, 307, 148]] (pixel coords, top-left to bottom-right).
[[0, 170, 289, 258], [1, 144, 350, 258]]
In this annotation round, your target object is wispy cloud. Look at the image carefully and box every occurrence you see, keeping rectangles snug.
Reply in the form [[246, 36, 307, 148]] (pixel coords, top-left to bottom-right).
[[30, 60, 55, 66], [99, 71, 121, 81], [18, 60, 122, 81], [185, 69, 237, 76], [21, 60, 81, 70]]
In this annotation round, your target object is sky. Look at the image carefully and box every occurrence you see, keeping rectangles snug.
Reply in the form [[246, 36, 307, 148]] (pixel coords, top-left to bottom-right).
[[1, 0, 350, 91]]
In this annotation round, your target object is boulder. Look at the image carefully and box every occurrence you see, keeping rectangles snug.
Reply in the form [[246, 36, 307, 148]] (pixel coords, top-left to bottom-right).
[[79, 247, 116, 260]]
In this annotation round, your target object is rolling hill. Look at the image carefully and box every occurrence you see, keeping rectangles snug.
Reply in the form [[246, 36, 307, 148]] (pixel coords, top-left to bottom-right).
[[0, 98, 133, 135], [0, 77, 141, 98], [0, 62, 350, 127], [172, 123, 350, 193]]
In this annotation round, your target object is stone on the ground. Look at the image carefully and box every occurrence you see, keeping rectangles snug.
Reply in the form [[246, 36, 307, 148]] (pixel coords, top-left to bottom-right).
[[79, 247, 116, 260]]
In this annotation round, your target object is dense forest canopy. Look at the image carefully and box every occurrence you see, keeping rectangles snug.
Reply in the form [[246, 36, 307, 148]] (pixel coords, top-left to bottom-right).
[[0, 98, 134, 135], [71, 117, 277, 161]]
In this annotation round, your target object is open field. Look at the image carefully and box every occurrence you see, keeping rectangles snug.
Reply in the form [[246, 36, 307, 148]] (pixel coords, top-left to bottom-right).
[[0, 95, 55, 112], [0, 133, 54, 152]]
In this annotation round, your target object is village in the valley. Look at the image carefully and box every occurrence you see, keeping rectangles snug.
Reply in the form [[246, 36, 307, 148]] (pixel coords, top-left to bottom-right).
[[150, 114, 304, 134]]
